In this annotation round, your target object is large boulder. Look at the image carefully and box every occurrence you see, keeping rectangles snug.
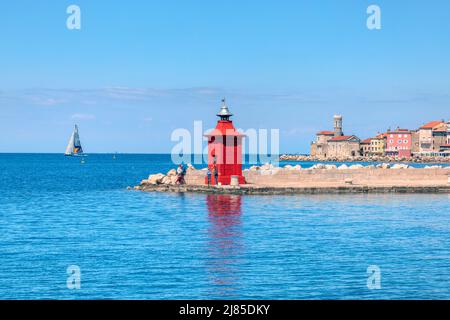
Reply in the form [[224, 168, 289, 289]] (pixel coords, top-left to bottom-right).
[[391, 163, 409, 169], [170, 175, 178, 184], [376, 163, 390, 169], [349, 164, 364, 169], [260, 167, 281, 175], [311, 163, 326, 169], [249, 165, 261, 171], [338, 164, 349, 170], [167, 169, 177, 176], [260, 163, 274, 170], [161, 176, 172, 185], [148, 173, 165, 185], [324, 164, 337, 170], [271, 167, 282, 175]]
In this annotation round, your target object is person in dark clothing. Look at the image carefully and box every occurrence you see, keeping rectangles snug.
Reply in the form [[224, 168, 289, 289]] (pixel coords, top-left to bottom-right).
[[213, 165, 219, 185], [206, 167, 212, 186]]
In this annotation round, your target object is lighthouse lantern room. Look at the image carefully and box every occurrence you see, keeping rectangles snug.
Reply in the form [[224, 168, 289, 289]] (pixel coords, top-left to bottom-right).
[[204, 99, 246, 185]]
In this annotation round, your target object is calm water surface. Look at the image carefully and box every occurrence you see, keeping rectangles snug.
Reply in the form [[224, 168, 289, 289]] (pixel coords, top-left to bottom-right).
[[0, 154, 449, 299]]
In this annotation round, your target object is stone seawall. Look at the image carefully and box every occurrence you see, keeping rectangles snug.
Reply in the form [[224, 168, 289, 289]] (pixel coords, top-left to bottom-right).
[[243, 168, 450, 187], [134, 184, 450, 195], [136, 165, 450, 194]]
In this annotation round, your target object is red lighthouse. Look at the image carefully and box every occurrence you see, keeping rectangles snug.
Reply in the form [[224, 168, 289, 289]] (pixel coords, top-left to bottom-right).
[[205, 99, 246, 185]]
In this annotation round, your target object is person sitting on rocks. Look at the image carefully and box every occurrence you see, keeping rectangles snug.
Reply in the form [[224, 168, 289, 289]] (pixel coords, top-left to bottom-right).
[[176, 164, 186, 184]]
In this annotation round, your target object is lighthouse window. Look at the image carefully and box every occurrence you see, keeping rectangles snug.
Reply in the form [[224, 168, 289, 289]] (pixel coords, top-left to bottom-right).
[[210, 137, 215, 143]]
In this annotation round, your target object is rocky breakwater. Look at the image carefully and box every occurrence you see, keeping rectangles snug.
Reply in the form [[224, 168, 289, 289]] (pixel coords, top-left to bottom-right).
[[133, 162, 450, 194], [135, 164, 204, 189], [280, 154, 450, 164]]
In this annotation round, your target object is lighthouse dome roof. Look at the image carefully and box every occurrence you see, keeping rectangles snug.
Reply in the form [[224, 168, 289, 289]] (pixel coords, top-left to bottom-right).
[[217, 98, 233, 118]]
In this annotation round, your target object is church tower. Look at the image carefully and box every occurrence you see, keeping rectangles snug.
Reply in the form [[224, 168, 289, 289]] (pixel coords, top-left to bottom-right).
[[333, 115, 343, 137]]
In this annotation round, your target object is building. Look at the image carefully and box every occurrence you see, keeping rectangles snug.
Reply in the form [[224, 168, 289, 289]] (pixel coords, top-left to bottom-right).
[[385, 128, 412, 157], [360, 138, 372, 156], [310, 115, 361, 158], [360, 134, 386, 157], [447, 121, 450, 144], [411, 130, 420, 154], [440, 144, 450, 155], [414, 120, 450, 156], [327, 135, 361, 157], [333, 115, 343, 137], [369, 134, 386, 156], [204, 99, 245, 185], [416, 120, 448, 155], [310, 131, 334, 157]]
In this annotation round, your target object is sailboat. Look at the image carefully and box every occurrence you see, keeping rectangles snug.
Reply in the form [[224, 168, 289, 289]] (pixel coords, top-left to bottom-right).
[[65, 125, 86, 157]]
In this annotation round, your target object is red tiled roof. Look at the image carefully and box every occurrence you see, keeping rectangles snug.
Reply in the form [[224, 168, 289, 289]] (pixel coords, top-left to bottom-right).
[[328, 135, 358, 142], [361, 138, 372, 144], [420, 121, 444, 129], [388, 128, 411, 134], [316, 130, 334, 135], [372, 133, 387, 139]]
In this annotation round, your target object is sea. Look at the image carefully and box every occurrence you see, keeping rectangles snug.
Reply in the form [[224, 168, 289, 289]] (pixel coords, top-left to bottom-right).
[[0, 153, 449, 299]]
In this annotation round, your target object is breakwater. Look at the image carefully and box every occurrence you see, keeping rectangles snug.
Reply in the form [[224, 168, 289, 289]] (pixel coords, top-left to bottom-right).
[[134, 183, 450, 195], [135, 163, 450, 195]]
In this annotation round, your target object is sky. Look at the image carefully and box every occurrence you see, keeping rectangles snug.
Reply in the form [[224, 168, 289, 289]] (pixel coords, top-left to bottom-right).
[[1, 0, 449, 153]]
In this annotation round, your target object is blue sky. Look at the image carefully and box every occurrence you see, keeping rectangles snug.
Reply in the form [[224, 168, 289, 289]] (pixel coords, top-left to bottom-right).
[[1, 0, 449, 153]]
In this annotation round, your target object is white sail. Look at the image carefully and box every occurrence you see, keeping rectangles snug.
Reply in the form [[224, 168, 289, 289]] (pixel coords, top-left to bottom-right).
[[65, 131, 75, 155], [65, 125, 84, 156]]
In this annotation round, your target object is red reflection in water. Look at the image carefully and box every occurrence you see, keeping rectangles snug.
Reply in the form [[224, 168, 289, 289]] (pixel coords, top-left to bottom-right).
[[206, 194, 243, 297], [207, 194, 242, 216]]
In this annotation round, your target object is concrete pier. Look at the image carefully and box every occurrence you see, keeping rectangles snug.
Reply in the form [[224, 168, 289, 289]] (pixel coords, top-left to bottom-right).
[[134, 183, 450, 195]]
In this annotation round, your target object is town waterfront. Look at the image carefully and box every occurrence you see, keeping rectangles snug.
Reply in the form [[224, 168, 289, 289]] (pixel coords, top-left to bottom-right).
[[1, 154, 449, 299]]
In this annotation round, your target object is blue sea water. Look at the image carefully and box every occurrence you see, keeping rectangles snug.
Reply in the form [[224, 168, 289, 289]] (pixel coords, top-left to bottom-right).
[[0, 153, 449, 300]]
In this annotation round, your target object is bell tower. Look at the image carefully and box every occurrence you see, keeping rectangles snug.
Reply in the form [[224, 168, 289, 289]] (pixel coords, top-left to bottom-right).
[[333, 115, 343, 137]]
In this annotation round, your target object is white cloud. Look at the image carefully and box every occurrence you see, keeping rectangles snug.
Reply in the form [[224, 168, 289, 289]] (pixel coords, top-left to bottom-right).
[[31, 97, 66, 106]]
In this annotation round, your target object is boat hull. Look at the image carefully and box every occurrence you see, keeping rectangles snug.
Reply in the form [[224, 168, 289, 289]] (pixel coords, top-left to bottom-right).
[[64, 154, 87, 157]]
